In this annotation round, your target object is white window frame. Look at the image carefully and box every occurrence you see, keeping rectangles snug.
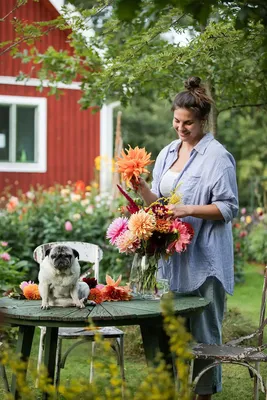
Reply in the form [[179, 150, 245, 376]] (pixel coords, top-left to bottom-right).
[[0, 95, 47, 173]]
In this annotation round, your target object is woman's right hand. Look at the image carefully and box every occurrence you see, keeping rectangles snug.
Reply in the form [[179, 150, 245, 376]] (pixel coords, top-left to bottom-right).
[[136, 177, 150, 195], [134, 177, 158, 205]]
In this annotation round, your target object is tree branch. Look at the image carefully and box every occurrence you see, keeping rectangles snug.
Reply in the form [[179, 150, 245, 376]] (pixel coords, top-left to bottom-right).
[[0, 1, 26, 22], [219, 103, 267, 113], [0, 26, 56, 57]]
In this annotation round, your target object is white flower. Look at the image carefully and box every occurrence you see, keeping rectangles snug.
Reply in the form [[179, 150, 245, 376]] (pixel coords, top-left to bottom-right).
[[61, 188, 70, 197], [81, 199, 90, 207], [94, 195, 101, 202], [85, 205, 94, 215], [70, 193, 81, 202], [72, 213, 81, 221], [85, 192, 91, 198], [26, 191, 35, 200]]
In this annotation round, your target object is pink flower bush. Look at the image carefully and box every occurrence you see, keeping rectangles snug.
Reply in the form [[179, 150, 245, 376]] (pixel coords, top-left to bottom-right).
[[106, 217, 128, 245], [65, 221, 73, 231], [1, 241, 8, 247], [1, 252, 11, 261]]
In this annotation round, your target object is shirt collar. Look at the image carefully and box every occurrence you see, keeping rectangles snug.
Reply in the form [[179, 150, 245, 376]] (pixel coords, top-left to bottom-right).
[[168, 133, 214, 155], [194, 132, 214, 155]]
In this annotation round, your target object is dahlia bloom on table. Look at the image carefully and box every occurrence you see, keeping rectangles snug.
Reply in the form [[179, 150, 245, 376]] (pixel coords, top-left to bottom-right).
[[7, 275, 131, 304], [107, 145, 194, 297]]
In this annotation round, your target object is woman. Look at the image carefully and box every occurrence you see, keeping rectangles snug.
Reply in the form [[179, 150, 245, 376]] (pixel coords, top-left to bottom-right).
[[137, 77, 239, 400]]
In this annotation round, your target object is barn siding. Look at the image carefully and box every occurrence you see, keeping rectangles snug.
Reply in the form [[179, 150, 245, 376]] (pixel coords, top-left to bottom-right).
[[0, 85, 100, 193], [0, 0, 100, 193]]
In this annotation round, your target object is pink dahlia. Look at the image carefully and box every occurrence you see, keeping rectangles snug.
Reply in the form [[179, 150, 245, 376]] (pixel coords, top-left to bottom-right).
[[116, 230, 140, 254], [167, 219, 192, 254], [106, 217, 128, 245]]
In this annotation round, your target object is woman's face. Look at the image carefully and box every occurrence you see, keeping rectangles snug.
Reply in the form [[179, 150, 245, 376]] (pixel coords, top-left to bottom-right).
[[173, 108, 204, 146]]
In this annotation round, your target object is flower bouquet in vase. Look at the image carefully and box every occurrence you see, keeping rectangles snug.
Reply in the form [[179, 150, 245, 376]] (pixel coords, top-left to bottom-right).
[[107, 146, 194, 300]]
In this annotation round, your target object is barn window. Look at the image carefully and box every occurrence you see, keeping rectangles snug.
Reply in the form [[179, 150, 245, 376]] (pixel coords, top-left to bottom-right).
[[0, 95, 47, 172]]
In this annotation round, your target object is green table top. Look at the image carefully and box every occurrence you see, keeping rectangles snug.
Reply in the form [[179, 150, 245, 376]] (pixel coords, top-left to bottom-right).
[[0, 296, 210, 328]]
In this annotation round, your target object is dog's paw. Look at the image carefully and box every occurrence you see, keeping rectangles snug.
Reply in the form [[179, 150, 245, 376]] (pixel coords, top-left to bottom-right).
[[41, 303, 50, 310], [74, 300, 85, 309]]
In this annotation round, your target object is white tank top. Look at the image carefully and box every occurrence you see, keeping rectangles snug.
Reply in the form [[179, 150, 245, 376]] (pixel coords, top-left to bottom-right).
[[159, 169, 180, 197]]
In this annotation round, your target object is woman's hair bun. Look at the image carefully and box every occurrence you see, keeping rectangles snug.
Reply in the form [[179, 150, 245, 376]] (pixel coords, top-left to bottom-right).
[[184, 76, 201, 91]]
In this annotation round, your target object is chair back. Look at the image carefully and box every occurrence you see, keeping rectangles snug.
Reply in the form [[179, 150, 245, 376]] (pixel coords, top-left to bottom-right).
[[258, 266, 267, 346], [33, 241, 103, 281]]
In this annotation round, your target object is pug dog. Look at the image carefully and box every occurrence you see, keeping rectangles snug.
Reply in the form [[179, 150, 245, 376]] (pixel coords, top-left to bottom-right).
[[38, 245, 91, 310]]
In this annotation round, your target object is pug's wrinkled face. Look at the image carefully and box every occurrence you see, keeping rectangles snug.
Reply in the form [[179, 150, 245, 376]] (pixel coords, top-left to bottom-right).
[[46, 245, 79, 271]]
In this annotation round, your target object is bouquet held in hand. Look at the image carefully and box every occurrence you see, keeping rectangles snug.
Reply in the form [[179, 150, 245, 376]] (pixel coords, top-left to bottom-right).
[[107, 146, 194, 297]]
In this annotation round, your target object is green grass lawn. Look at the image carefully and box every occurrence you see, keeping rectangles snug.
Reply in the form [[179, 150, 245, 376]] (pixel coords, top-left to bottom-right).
[[1, 263, 266, 399]]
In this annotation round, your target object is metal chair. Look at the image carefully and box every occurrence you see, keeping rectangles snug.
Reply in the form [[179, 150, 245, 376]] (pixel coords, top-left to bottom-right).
[[192, 266, 267, 399], [0, 342, 9, 392], [34, 241, 125, 385]]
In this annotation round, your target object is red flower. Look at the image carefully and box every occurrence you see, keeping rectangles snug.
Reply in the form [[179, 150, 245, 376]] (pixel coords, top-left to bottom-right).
[[74, 180, 86, 193], [117, 185, 140, 214], [88, 288, 104, 304], [183, 222, 194, 240], [102, 286, 132, 302], [83, 277, 98, 289]]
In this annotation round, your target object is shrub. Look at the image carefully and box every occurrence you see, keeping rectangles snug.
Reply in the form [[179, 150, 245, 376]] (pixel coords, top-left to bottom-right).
[[232, 219, 249, 283], [0, 242, 28, 295], [247, 222, 267, 265], [0, 183, 132, 283]]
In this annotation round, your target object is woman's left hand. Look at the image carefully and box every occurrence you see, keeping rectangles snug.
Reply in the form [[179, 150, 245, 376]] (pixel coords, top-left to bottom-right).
[[167, 204, 192, 218]]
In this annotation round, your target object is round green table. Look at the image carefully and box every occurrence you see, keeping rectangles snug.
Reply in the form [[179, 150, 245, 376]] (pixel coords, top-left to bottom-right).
[[0, 295, 209, 399]]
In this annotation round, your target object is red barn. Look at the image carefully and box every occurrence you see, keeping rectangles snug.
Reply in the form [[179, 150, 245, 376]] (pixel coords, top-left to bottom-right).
[[0, 0, 116, 194]]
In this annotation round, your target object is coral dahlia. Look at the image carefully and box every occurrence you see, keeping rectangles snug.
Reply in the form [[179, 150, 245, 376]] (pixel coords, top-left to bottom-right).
[[128, 210, 156, 240]]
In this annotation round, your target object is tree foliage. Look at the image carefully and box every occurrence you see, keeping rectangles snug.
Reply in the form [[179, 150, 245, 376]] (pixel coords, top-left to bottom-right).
[[1, 0, 267, 206]]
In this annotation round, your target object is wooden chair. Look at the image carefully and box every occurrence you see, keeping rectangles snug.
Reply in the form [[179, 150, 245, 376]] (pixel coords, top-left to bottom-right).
[[192, 266, 267, 399], [34, 241, 125, 385]]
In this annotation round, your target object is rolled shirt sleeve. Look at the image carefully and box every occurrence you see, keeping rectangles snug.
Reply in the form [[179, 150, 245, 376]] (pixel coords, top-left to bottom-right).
[[211, 166, 239, 223]]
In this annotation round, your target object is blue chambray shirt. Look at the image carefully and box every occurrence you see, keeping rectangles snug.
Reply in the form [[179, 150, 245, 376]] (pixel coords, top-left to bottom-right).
[[152, 133, 239, 295]]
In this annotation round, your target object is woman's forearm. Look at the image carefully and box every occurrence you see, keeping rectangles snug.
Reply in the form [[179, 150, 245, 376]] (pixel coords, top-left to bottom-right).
[[137, 182, 158, 206], [189, 204, 224, 220], [168, 204, 224, 220]]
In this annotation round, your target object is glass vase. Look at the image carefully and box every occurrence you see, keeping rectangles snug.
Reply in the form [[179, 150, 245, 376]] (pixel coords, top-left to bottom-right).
[[129, 253, 169, 300]]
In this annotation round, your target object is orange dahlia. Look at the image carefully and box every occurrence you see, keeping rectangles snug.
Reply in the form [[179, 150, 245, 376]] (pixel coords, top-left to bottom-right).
[[128, 210, 156, 240], [88, 288, 104, 304], [156, 218, 172, 233], [116, 146, 153, 185], [23, 284, 41, 300]]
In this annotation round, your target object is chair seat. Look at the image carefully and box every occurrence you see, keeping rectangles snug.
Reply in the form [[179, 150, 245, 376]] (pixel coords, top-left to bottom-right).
[[193, 343, 267, 362], [58, 326, 124, 339]]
